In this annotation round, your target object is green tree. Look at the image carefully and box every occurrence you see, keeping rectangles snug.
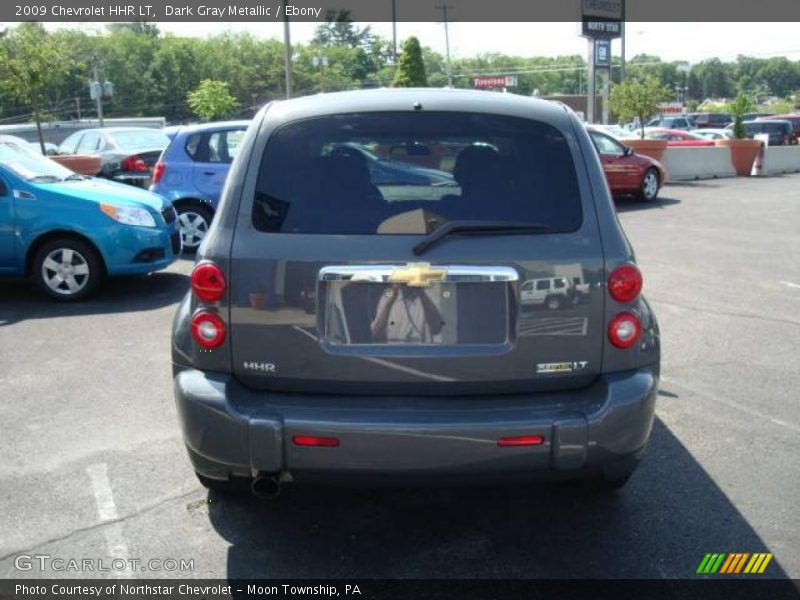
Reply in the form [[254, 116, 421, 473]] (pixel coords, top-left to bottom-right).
[[0, 23, 73, 152], [148, 36, 202, 121], [728, 93, 755, 139], [393, 37, 427, 87], [187, 79, 238, 120], [610, 76, 671, 138]]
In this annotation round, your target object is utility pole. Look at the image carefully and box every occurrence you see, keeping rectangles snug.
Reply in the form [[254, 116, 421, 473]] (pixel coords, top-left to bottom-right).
[[75, 97, 82, 121], [436, 4, 454, 87], [620, 21, 626, 83], [92, 64, 104, 127], [283, 8, 293, 99], [391, 0, 397, 62], [587, 40, 595, 123]]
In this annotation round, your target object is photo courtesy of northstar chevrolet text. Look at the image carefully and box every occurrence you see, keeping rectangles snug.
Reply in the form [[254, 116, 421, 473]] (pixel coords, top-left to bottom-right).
[[0, 0, 799, 597]]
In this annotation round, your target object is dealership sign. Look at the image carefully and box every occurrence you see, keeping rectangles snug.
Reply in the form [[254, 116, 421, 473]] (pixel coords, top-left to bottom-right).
[[581, 0, 624, 20], [473, 75, 519, 89], [594, 40, 611, 67], [582, 20, 622, 38], [581, 0, 624, 39]]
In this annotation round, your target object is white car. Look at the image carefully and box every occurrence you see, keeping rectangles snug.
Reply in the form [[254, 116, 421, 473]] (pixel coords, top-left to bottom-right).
[[693, 128, 733, 140], [520, 277, 573, 310], [589, 124, 638, 140]]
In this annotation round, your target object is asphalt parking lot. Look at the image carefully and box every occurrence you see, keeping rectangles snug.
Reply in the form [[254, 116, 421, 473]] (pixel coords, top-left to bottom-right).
[[1, 175, 798, 579]]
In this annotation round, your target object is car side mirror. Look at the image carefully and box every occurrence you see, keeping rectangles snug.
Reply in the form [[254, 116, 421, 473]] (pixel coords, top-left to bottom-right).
[[623, 146, 633, 156]]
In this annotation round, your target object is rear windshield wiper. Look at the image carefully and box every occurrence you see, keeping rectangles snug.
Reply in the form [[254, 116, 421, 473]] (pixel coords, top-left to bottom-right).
[[413, 220, 550, 256]]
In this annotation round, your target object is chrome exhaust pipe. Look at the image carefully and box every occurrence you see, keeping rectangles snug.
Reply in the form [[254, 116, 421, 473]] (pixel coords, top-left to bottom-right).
[[251, 474, 281, 498]]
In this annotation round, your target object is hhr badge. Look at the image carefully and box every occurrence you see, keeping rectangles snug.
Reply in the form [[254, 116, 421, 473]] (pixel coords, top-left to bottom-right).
[[243, 362, 276, 373], [536, 361, 589, 374]]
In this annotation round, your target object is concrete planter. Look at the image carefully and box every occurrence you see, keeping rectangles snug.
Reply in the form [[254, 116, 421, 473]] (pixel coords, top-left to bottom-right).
[[715, 139, 762, 176], [625, 139, 668, 162], [661, 147, 736, 181]]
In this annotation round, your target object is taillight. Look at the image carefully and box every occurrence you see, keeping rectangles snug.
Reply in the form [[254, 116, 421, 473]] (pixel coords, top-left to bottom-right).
[[608, 264, 643, 303], [292, 435, 340, 447], [121, 155, 148, 172], [608, 312, 642, 349], [190, 311, 226, 349], [191, 262, 226, 303], [152, 160, 165, 184], [497, 435, 545, 447]]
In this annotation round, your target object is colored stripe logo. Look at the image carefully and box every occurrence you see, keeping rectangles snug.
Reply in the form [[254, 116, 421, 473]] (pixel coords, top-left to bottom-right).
[[697, 553, 773, 574]]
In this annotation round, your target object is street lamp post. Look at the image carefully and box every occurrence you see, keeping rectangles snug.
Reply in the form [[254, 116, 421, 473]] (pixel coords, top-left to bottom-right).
[[676, 62, 691, 107]]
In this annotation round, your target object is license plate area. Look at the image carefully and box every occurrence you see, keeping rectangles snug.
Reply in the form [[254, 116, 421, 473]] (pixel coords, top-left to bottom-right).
[[318, 265, 517, 348]]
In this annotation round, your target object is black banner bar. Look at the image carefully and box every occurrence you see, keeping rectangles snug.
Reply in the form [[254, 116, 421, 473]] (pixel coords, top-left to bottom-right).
[[1, 579, 800, 600], [3, 0, 800, 22]]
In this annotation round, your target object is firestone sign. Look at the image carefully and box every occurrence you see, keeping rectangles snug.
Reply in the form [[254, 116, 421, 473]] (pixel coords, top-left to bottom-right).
[[473, 75, 519, 89]]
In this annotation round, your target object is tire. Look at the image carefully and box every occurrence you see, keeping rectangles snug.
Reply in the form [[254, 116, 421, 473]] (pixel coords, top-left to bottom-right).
[[545, 295, 563, 311], [637, 168, 660, 202], [33, 237, 104, 301], [176, 203, 214, 253], [196, 473, 250, 495]]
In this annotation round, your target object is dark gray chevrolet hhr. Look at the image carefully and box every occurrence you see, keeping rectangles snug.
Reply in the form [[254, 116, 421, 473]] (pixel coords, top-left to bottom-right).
[[172, 89, 660, 497]]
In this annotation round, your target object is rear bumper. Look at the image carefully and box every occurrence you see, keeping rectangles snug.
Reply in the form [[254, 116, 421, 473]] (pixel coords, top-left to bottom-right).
[[110, 173, 151, 188], [173, 366, 658, 483]]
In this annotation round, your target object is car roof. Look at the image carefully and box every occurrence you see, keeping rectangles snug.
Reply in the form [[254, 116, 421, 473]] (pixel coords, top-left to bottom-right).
[[262, 88, 571, 127], [0, 134, 32, 144], [175, 120, 252, 136], [64, 127, 166, 136], [744, 119, 792, 125], [648, 128, 687, 134]]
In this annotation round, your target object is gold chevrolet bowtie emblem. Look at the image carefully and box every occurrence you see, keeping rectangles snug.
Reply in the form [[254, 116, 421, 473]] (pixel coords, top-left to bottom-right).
[[389, 263, 447, 287]]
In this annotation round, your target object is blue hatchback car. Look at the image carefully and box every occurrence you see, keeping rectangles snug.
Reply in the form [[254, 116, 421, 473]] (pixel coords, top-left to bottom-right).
[[0, 136, 179, 301], [150, 120, 250, 251]]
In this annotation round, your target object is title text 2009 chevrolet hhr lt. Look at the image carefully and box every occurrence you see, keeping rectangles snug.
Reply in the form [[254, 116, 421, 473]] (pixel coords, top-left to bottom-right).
[[172, 89, 660, 497]]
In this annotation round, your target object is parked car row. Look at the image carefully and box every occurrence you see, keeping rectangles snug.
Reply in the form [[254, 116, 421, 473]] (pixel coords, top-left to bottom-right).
[[24, 94, 793, 302], [642, 128, 715, 146]]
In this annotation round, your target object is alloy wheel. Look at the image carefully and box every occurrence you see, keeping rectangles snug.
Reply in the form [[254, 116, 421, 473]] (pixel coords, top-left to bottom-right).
[[41, 248, 90, 296]]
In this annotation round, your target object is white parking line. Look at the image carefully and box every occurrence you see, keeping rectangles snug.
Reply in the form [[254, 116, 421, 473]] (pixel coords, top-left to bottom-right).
[[86, 463, 132, 578], [660, 376, 800, 435], [780, 281, 800, 290]]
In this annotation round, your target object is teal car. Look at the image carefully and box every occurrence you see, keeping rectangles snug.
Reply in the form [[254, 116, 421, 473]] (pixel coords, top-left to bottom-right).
[[0, 136, 180, 300]]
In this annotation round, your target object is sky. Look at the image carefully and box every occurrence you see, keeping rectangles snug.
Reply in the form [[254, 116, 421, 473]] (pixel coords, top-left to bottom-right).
[[39, 21, 800, 64]]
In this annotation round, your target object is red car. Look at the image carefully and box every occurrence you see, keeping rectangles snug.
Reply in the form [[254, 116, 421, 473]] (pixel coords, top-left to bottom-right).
[[587, 127, 666, 202], [644, 128, 715, 147]]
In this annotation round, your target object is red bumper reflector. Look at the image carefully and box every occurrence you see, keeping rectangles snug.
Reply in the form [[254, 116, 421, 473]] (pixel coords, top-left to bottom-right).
[[497, 435, 545, 447], [293, 435, 340, 447]]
